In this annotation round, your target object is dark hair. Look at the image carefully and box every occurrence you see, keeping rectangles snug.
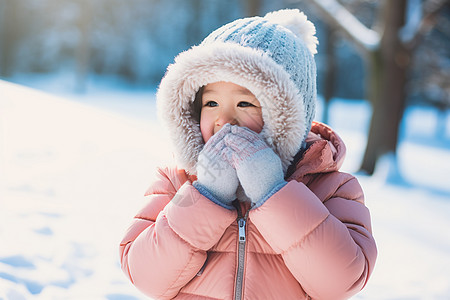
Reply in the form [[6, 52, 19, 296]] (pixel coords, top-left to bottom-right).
[[191, 86, 204, 123]]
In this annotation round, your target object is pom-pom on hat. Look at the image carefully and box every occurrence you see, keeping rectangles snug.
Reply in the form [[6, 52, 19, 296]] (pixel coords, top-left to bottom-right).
[[157, 8, 318, 174]]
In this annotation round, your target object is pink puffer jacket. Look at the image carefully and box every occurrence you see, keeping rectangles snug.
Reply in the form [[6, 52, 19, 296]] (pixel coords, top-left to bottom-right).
[[119, 122, 377, 300]]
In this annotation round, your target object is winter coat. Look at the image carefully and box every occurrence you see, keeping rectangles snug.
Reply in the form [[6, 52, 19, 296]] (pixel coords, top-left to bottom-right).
[[119, 122, 377, 300]]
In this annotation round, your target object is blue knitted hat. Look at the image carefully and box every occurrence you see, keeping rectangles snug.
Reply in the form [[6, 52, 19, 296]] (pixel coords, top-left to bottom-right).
[[157, 9, 318, 173]]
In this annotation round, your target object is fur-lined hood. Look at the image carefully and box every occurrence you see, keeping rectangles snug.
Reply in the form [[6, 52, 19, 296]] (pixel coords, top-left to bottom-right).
[[156, 9, 318, 174], [289, 121, 347, 180]]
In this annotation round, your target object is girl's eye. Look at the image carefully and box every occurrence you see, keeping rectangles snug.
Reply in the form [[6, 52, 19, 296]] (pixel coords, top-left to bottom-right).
[[238, 101, 256, 107], [204, 101, 218, 107]]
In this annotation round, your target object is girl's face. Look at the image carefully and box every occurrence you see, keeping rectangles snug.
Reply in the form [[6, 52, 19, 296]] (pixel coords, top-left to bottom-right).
[[200, 81, 264, 143]]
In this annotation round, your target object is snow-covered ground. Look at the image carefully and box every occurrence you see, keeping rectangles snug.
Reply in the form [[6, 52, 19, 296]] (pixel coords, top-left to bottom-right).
[[1, 77, 450, 299]]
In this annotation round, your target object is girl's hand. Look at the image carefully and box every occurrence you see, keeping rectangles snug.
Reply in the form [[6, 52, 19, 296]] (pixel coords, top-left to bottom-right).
[[224, 125, 286, 207], [194, 124, 239, 208]]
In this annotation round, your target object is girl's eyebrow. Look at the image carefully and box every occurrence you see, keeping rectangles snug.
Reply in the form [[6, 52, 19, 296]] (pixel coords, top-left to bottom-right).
[[235, 89, 255, 96], [202, 88, 255, 96], [201, 89, 215, 95]]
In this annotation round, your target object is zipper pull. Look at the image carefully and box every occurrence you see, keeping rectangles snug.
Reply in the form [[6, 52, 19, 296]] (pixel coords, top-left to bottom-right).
[[238, 218, 246, 243]]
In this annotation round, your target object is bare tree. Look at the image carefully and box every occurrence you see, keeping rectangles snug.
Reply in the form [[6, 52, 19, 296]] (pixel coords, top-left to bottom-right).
[[322, 25, 337, 124], [304, 0, 448, 175], [244, 0, 263, 16], [75, 0, 92, 93], [0, 1, 23, 77]]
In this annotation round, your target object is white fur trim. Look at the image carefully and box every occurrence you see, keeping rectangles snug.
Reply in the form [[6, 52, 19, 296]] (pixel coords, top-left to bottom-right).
[[157, 42, 308, 174]]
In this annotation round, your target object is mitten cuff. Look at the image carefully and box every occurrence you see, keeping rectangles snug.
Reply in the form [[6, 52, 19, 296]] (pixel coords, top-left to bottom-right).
[[251, 181, 287, 209], [193, 181, 236, 210]]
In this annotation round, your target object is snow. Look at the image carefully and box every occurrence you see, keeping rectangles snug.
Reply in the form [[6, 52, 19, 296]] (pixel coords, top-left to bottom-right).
[[311, 0, 380, 51], [1, 77, 450, 299]]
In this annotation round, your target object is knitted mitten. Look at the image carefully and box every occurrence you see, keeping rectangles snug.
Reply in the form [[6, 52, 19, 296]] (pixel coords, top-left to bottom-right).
[[194, 124, 239, 208], [225, 126, 286, 207]]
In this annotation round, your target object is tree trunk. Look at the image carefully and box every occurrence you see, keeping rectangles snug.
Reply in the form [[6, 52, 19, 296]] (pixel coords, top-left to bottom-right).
[[360, 49, 382, 174], [0, 1, 20, 77], [359, 0, 409, 174], [436, 104, 449, 139], [323, 25, 337, 124], [244, 0, 262, 17], [186, 0, 202, 46], [75, 0, 91, 93]]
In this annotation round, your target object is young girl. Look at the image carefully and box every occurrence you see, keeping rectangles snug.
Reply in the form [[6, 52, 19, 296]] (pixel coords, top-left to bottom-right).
[[120, 9, 377, 300]]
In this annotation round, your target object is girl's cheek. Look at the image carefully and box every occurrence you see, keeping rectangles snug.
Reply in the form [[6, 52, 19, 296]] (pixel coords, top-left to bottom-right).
[[241, 110, 264, 133], [200, 113, 214, 143]]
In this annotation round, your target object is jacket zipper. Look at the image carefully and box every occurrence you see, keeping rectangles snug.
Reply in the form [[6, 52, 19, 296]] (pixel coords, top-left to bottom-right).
[[235, 204, 248, 300]]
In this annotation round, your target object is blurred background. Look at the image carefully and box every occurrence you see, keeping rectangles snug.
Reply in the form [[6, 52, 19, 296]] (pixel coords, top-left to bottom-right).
[[1, 0, 450, 299], [1, 0, 449, 175]]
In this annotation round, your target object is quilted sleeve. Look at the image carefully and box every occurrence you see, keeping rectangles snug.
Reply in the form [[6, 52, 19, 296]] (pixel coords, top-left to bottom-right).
[[119, 167, 236, 299], [249, 176, 377, 300]]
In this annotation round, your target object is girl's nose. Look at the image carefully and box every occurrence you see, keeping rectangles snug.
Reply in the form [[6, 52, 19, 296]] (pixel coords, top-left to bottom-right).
[[216, 111, 238, 128]]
